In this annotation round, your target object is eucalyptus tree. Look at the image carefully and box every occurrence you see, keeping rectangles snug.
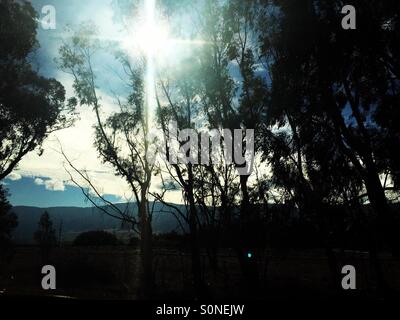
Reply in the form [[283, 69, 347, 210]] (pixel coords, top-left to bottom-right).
[[34, 211, 57, 263], [154, 55, 209, 295], [188, 0, 269, 291], [0, 185, 17, 263], [260, 0, 400, 247], [0, 0, 76, 181], [257, 0, 400, 292], [0, 0, 75, 265], [58, 23, 156, 295]]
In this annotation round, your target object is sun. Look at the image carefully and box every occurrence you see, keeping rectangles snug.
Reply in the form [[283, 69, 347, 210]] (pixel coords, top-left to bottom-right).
[[135, 22, 170, 57], [118, 0, 206, 126], [120, 0, 172, 62], [118, 0, 173, 126]]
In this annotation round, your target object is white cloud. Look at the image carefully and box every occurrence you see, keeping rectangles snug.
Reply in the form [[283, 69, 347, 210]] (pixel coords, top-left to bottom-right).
[[34, 177, 45, 185], [16, 88, 131, 198], [12, 8, 185, 204], [44, 178, 65, 191], [34, 177, 65, 191], [7, 172, 22, 181], [11, 60, 138, 197]]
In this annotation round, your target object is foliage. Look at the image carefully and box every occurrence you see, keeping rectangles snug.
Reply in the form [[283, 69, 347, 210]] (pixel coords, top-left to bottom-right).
[[0, 185, 17, 260], [0, 0, 76, 181], [34, 211, 57, 248], [73, 230, 119, 246]]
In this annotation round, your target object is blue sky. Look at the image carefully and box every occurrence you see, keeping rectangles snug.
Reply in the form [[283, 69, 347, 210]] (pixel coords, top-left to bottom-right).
[[6, 0, 248, 208], [7, 0, 185, 207], [7, 0, 136, 207], [3, 1, 138, 208], [3, 176, 121, 207]]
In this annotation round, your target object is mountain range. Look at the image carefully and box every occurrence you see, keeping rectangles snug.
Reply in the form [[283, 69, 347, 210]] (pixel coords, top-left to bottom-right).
[[11, 202, 185, 244]]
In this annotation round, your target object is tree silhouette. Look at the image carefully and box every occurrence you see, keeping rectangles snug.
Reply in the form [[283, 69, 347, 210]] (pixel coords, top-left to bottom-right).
[[58, 22, 156, 296], [0, 185, 17, 263], [257, 0, 400, 292], [192, 0, 267, 292], [45, 0, 400, 299], [34, 211, 57, 263], [73, 230, 119, 246], [0, 0, 76, 181]]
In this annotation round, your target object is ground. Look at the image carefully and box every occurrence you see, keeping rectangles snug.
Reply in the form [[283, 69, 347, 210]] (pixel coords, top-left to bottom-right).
[[1, 246, 399, 300]]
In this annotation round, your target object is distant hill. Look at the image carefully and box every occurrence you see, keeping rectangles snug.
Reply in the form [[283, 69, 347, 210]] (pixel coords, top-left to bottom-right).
[[11, 202, 186, 244]]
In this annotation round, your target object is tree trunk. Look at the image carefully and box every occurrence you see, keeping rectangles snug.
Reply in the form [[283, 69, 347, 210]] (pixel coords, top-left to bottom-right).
[[187, 174, 206, 298], [325, 246, 342, 294], [139, 190, 153, 297], [364, 164, 398, 254], [237, 174, 259, 293]]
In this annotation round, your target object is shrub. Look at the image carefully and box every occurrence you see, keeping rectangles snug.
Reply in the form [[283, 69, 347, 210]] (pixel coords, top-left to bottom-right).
[[73, 230, 119, 246], [0, 185, 17, 263]]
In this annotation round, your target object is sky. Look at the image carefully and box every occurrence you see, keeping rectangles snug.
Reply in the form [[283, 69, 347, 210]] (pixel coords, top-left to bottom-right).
[[5, 0, 183, 207], [5, 0, 264, 208], [4, 176, 121, 207]]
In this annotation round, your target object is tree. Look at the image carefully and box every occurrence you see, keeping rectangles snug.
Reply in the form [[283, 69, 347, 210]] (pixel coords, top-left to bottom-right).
[[194, 0, 266, 291], [257, 0, 400, 292], [0, 185, 17, 263], [0, 0, 76, 181], [34, 211, 57, 262], [58, 22, 156, 296], [155, 56, 214, 297], [155, 0, 268, 293], [73, 230, 119, 246]]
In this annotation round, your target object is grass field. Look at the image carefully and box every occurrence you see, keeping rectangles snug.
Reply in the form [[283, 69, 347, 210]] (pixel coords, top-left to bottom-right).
[[1, 246, 399, 300]]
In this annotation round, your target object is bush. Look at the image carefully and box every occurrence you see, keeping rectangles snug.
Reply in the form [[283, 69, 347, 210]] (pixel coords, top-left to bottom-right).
[[34, 211, 57, 247], [128, 236, 140, 247], [73, 230, 119, 246], [0, 185, 17, 263]]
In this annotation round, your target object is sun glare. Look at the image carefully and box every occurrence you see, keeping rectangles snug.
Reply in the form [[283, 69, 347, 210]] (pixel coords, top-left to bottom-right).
[[135, 22, 170, 57], [118, 0, 205, 128], [121, 0, 172, 62], [118, 0, 172, 127]]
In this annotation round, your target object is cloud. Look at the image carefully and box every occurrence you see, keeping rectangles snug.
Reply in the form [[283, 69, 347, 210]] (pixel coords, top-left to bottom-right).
[[34, 177, 45, 185], [7, 172, 22, 181], [13, 1, 183, 203], [16, 85, 133, 199], [34, 177, 65, 191], [44, 178, 65, 191]]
